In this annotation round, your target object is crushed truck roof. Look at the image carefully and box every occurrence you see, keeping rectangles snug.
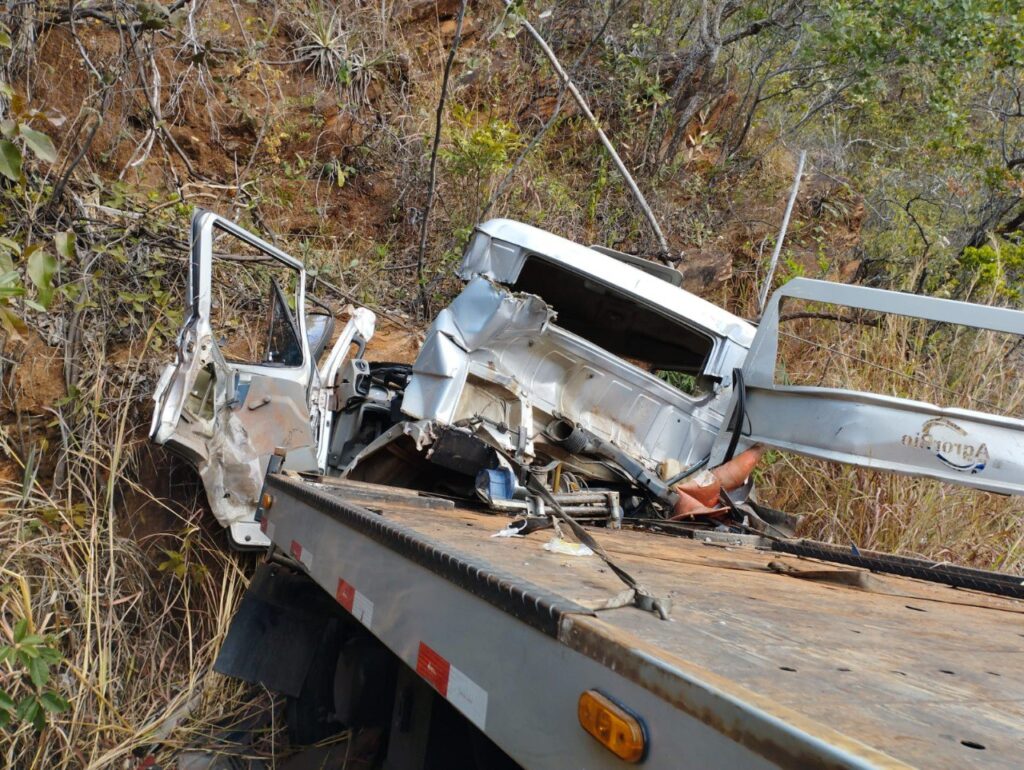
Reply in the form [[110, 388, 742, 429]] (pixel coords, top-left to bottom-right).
[[461, 218, 757, 349]]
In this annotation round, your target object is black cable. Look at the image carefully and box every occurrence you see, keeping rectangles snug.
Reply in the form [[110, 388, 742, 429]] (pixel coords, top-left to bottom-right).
[[723, 368, 747, 463], [656, 517, 1024, 602], [771, 539, 1024, 600]]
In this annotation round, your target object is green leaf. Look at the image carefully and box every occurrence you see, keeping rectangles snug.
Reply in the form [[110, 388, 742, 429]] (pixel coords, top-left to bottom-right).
[[0, 689, 14, 712], [39, 691, 68, 713], [28, 656, 49, 689], [19, 125, 57, 163], [27, 248, 57, 309], [54, 230, 75, 259], [13, 618, 28, 643], [0, 235, 21, 255], [0, 306, 26, 337], [15, 695, 39, 724], [0, 30, 11, 48], [0, 139, 22, 181]]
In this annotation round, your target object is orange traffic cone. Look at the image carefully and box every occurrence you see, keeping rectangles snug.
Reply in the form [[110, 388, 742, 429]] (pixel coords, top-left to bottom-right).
[[670, 445, 764, 520], [712, 445, 765, 491]]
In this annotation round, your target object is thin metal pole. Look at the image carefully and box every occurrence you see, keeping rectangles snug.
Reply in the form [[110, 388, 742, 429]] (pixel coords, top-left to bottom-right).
[[758, 150, 806, 314]]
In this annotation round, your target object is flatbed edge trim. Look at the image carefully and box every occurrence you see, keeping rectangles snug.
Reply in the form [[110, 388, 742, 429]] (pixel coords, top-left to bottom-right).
[[267, 473, 595, 637]]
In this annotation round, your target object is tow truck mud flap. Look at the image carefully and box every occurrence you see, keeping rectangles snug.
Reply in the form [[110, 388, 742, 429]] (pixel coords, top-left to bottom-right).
[[214, 562, 345, 697]]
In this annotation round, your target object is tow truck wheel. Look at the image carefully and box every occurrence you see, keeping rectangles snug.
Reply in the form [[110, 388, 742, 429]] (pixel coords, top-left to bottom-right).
[[286, 619, 398, 746]]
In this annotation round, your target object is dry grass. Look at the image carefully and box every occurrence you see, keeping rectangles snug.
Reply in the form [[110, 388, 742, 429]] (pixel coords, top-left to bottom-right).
[[0, 330, 278, 767], [0, 2, 1021, 767], [0, 3, 424, 760]]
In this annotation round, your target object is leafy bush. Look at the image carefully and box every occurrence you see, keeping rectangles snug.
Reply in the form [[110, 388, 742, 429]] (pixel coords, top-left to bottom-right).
[[0, 618, 69, 731], [0, 74, 62, 335], [955, 236, 1024, 303], [439, 105, 523, 211]]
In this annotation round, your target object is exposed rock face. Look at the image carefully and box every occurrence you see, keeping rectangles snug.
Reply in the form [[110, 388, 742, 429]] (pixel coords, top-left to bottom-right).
[[677, 246, 734, 293]]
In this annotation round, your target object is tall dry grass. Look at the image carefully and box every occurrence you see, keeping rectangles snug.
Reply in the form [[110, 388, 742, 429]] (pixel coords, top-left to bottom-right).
[[0, 326, 283, 767]]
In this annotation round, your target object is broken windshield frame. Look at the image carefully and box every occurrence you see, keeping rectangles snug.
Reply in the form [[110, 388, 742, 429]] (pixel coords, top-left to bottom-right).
[[262, 278, 304, 367], [201, 217, 309, 371]]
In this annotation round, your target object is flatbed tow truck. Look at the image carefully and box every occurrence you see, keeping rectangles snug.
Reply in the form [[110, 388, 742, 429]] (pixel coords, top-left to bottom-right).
[[153, 211, 1024, 769], [249, 473, 1023, 769]]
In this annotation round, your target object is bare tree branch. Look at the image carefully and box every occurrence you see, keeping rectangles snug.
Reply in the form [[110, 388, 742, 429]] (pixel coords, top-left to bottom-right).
[[503, 0, 670, 256], [482, 0, 631, 220], [415, 0, 470, 317]]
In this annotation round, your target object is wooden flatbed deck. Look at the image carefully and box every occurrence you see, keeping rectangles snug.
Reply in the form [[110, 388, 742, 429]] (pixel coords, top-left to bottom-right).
[[270, 475, 1024, 769]]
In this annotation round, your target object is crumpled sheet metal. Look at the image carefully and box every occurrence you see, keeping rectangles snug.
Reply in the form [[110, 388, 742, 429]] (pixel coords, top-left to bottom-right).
[[403, 276, 731, 474], [402, 277, 551, 424], [481, 326, 724, 468], [340, 418, 440, 478], [199, 409, 265, 527], [202, 377, 314, 527]]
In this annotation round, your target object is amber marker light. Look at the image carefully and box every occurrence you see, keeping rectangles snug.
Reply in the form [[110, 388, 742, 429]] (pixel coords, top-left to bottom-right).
[[260, 492, 274, 511], [578, 689, 648, 763]]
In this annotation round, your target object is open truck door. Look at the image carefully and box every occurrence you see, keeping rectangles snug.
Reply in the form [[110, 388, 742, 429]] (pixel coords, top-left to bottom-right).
[[150, 210, 352, 547], [710, 277, 1024, 496]]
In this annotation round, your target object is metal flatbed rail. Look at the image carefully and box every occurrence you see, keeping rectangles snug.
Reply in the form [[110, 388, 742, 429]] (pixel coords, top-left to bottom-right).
[[261, 474, 1024, 770]]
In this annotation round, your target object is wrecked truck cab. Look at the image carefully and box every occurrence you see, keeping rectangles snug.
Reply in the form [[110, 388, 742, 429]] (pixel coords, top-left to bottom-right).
[[152, 211, 758, 538], [347, 220, 758, 519], [150, 210, 375, 548], [152, 211, 1024, 548]]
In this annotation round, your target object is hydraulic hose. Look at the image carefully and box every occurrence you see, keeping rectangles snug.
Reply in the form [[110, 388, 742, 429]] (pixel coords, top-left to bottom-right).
[[546, 419, 680, 510], [723, 368, 747, 464]]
